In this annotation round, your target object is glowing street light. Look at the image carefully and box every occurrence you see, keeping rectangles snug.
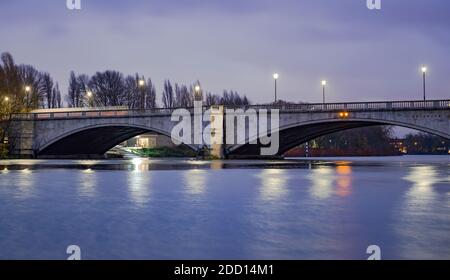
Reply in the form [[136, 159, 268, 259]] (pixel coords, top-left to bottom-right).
[[273, 73, 279, 80], [421, 66, 428, 101], [194, 85, 202, 101], [321, 80, 327, 104], [86, 90, 93, 107], [24, 86, 32, 110], [4, 96, 9, 102], [273, 73, 279, 102], [138, 79, 146, 109]]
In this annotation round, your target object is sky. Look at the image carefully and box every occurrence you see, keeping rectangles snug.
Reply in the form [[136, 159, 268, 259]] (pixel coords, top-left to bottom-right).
[[1, 0, 450, 106]]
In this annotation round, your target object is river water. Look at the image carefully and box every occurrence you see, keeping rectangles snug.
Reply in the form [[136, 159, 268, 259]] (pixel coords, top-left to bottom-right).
[[0, 156, 449, 260]]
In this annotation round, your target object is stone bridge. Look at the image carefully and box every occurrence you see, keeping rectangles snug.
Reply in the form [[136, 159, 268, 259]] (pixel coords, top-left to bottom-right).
[[7, 99, 450, 159]]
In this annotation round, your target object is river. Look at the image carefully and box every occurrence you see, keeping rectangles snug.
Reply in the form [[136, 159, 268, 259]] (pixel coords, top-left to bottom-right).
[[0, 155, 449, 260]]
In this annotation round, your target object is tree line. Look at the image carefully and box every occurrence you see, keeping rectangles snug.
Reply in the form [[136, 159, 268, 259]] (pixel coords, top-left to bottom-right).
[[1, 52, 63, 157], [0, 52, 62, 113], [403, 133, 449, 155], [1, 52, 251, 111], [285, 126, 397, 157], [0, 52, 250, 157], [68, 72, 250, 109]]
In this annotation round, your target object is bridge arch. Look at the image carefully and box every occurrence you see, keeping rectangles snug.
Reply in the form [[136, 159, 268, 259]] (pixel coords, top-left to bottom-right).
[[227, 118, 450, 156], [37, 123, 196, 157]]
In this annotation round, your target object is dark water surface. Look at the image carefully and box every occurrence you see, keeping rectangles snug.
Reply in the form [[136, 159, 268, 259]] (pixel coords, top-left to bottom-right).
[[0, 156, 449, 259]]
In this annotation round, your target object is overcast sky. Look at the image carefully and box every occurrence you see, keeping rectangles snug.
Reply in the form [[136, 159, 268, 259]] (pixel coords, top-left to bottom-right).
[[1, 0, 449, 105]]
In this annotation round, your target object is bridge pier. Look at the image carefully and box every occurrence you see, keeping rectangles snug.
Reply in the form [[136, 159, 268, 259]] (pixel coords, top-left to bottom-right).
[[8, 119, 35, 159]]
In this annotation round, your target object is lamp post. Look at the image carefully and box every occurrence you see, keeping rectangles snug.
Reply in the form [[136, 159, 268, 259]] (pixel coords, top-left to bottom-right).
[[194, 85, 201, 101], [86, 90, 93, 107], [421, 66, 427, 101], [138, 79, 145, 109], [321, 80, 327, 104], [24, 86, 31, 110], [273, 73, 279, 103]]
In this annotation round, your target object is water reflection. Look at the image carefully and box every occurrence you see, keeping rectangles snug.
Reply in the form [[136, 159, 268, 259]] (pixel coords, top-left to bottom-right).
[[127, 169, 151, 207], [403, 166, 439, 207], [210, 161, 224, 170], [259, 169, 288, 202], [15, 169, 34, 199], [395, 165, 447, 259], [78, 168, 97, 197], [308, 164, 353, 199], [309, 166, 334, 199], [131, 158, 150, 171], [336, 165, 352, 197], [184, 169, 207, 195]]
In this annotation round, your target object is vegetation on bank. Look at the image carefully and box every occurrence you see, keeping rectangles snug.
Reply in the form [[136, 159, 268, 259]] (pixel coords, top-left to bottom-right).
[[132, 146, 197, 158], [403, 133, 449, 155], [286, 126, 398, 157], [285, 126, 449, 157]]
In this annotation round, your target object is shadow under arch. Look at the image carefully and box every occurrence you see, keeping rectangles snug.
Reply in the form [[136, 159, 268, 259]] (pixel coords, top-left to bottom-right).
[[227, 118, 450, 157], [37, 124, 197, 157]]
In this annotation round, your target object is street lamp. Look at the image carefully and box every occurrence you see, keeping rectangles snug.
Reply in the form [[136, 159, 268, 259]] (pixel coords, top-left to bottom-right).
[[273, 73, 279, 103], [138, 79, 146, 109], [321, 80, 327, 104], [24, 86, 32, 110], [194, 85, 201, 101], [4, 96, 9, 102], [421, 66, 427, 101], [86, 90, 93, 107]]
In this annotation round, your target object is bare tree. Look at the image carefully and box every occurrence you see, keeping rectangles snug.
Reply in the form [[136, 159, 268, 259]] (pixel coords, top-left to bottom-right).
[[1, 52, 61, 156], [162, 80, 175, 108], [205, 92, 220, 106], [52, 83, 62, 108], [41, 73, 54, 109], [67, 71, 85, 107], [145, 78, 157, 109], [88, 71, 126, 107], [19, 65, 46, 110], [175, 83, 193, 107]]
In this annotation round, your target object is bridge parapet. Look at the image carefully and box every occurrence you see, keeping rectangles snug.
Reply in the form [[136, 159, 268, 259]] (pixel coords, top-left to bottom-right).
[[239, 99, 450, 112]]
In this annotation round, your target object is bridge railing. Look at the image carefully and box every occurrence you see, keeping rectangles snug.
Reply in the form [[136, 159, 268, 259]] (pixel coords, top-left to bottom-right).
[[10, 107, 182, 120], [243, 99, 450, 112], [9, 99, 450, 120]]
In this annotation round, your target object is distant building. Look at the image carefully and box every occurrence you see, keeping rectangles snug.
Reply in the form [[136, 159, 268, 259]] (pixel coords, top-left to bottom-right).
[[390, 138, 407, 154], [122, 134, 176, 149]]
